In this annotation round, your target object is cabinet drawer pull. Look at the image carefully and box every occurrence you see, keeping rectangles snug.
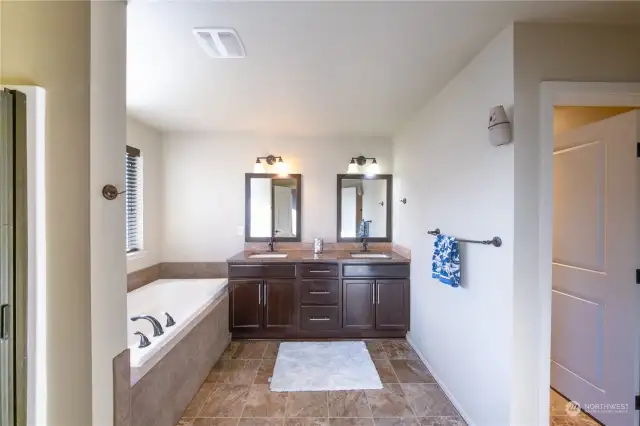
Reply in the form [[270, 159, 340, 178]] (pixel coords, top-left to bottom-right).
[[309, 270, 331, 273], [309, 316, 331, 321], [309, 291, 330, 295]]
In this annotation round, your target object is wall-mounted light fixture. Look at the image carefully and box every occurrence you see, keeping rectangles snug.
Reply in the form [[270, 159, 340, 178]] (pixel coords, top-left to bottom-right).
[[254, 155, 289, 176], [347, 156, 379, 176]]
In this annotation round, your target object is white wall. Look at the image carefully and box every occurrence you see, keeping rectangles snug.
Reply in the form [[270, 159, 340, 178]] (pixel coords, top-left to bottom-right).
[[511, 23, 640, 426], [361, 179, 387, 237], [162, 133, 392, 261], [393, 26, 514, 426], [2, 3, 93, 425], [127, 115, 164, 273], [90, 3, 128, 425]]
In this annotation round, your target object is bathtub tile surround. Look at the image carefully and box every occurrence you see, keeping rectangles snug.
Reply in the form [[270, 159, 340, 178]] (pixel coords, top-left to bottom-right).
[[127, 262, 228, 292], [176, 340, 465, 426], [113, 349, 132, 426], [160, 262, 228, 279], [127, 263, 161, 292], [131, 291, 230, 426]]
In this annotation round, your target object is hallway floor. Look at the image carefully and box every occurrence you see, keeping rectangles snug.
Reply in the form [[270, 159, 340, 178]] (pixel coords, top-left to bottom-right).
[[550, 389, 600, 426], [177, 340, 465, 426]]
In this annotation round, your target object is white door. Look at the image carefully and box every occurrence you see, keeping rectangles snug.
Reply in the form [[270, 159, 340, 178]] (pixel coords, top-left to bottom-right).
[[273, 185, 293, 237], [552, 110, 640, 425], [341, 187, 357, 238]]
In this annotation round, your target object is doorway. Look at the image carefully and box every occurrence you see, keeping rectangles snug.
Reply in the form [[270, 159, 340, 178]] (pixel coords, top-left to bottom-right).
[[0, 88, 28, 426], [540, 83, 640, 426]]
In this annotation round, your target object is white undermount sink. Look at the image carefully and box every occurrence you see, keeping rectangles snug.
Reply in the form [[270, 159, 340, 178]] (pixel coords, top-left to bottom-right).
[[350, 252, 392, 259], [248, 253, 289, 259]]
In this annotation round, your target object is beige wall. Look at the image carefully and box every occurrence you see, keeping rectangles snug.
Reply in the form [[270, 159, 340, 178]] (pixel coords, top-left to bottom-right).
[[1, 2, 93, 425], [393, 26, 514, 426], [512, 23, 640, 425], [90, 2, 128, 426], [554, 106, 636, 135], [2, 2, 128, 425], [127, 115, 164, 273], [162, 133, 392, 261]]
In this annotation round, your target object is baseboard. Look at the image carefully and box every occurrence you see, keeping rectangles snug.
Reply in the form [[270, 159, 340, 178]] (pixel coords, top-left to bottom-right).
[[405, 332, 476, 426]]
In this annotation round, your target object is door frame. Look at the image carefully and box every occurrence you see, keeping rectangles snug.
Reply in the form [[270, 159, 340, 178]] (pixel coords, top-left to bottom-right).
[[538, 82, 640, 424]]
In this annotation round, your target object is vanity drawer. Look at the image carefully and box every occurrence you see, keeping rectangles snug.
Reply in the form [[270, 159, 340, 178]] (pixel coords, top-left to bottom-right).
[[300, 306, 340, 330], [228, 264, 296, 278], [300, 263, 339, 278], [342, 264, 410, 278], [300, 280, 339, 305]]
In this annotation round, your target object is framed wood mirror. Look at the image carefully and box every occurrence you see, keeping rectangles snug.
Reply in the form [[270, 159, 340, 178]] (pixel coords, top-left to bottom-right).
[[337, 174, 392, 242], [245, 173, 302, 242]]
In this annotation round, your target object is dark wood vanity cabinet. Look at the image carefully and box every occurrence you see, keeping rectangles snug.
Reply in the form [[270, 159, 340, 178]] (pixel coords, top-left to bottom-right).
[[342, 280, 375, 330], [375, 279, 409, 330], [230, 279, 263, 329], [228, 261, 409, 338], [229, 265, 296, 336], [342, 279, 409, 331], [263, 279, 296, 329]]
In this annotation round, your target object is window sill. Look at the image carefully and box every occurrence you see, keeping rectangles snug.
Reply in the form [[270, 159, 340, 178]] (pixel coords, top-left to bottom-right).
[[127, 250, 147, 261]]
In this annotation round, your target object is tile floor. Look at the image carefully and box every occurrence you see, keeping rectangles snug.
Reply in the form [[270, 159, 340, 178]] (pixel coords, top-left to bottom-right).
[[549, 389, 601, 426], [177, 340, 466, 426]]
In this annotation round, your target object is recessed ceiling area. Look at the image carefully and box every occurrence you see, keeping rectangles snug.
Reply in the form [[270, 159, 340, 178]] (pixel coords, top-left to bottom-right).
[[127, 1, 640, 138]]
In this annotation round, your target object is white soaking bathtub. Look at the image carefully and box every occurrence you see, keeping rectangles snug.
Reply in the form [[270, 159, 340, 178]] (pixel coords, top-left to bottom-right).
[[127, 278, 228, 384]]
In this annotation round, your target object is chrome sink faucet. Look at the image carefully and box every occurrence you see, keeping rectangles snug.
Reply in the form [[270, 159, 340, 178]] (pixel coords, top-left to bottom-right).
[[131, 315, 164, 337], [361, 238, 369, 253], [268, 235, 276, 252]]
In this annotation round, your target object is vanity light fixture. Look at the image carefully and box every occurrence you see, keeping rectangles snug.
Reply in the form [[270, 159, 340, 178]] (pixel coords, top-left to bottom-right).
[[347, 156, 379, 176], [253, 158, 266, 173], [253, 155, 288, 176]]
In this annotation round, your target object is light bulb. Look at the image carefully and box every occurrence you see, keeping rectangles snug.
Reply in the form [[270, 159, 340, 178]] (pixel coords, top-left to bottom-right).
[[275, 158, 288, 177], [253, 158, 265, 173], [366, 159, 379, 176], [347, 159, 359, 174]]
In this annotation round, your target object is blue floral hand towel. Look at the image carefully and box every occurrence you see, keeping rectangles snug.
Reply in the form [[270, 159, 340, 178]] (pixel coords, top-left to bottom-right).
[[431, 234, 461, 287]]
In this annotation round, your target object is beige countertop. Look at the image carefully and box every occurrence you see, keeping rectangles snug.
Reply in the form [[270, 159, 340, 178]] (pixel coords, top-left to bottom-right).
[[227, 249, 410, 264]]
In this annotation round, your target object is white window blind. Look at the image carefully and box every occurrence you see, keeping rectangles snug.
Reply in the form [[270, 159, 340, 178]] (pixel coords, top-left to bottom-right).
[[126, 145, 142, 253]]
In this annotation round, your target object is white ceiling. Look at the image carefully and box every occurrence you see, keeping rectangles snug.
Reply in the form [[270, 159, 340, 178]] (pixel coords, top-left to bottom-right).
[[127, 1, 640, 138]]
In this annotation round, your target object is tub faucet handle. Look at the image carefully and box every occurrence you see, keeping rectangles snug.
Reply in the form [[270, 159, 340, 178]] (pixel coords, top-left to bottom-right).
[[134, 331, 151, 349], [130, 315, 164, 337], [164, 312, 176, 327]]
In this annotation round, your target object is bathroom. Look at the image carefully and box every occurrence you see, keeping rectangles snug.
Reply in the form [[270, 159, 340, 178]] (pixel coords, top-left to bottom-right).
[[3, 1, 640, 425], [124, 2, 430, 425]]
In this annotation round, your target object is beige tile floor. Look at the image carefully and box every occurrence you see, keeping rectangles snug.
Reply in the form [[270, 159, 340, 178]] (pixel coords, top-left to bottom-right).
[[177, 340, 466, 426], [549, 389, 601, 426]]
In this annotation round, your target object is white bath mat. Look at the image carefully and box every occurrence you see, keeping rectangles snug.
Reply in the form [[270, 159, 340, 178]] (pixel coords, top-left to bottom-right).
[[270, 341, 383, 392]]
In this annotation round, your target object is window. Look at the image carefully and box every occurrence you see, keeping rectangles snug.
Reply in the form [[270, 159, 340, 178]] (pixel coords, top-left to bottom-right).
[[126, 145, 143, 253]]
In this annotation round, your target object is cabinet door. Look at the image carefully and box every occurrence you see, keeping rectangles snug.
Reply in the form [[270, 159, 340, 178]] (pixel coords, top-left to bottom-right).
[[342, 280, 375, 329], [375, 280, 409, 330], [230, 279, 263, 329], [264, 279, 296, 329]]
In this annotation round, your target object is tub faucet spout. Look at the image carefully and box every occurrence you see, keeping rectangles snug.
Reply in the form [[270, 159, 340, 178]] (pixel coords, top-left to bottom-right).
[[131, 315, 164, 337]]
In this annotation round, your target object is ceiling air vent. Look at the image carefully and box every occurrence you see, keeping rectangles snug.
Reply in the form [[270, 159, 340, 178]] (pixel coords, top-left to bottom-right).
[[193, 28, 245, 59]]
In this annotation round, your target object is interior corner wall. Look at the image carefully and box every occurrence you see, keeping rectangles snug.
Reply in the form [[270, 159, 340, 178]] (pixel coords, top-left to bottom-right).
[[127, 116, 164, 273], [512, 23, 640, 426], [161, 134, 392, 261], [90, 2, 128, 426], [392, 25, 515, 426], [1, 2, 93, 425]]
